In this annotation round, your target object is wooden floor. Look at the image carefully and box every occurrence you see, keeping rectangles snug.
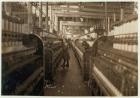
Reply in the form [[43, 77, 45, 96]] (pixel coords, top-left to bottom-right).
[[44, 49, 91, 96]]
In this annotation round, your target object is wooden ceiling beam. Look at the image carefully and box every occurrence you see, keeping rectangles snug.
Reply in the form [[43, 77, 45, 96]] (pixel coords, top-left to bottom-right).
[[42, 2, 134, 10], [55, 12, 121, 19], [52, 7, 133, 14]]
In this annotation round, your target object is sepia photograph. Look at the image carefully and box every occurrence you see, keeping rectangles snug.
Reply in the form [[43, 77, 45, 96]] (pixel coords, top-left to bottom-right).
[[1, 0, 138, 96]]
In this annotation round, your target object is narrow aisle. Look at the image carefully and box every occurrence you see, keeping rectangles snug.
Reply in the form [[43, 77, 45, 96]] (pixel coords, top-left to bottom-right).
[[44, 49, 91, 96]]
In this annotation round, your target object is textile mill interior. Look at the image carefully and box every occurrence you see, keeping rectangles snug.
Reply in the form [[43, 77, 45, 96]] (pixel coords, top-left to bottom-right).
[[1, 1, 138, 96]]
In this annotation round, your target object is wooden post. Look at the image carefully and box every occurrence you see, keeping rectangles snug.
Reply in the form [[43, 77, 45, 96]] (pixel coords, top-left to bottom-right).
[[113, 13, 116, 22], [39, 2, 42, 28], [27, 2, 32, 33], [46, 2, 48, 32], [120, 8, 124, 21]]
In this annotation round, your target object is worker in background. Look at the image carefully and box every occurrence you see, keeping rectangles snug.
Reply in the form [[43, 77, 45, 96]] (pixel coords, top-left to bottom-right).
[[82, 41, 91, 82], [61, 40, 70, 69], [45, 42, 56, 88], [53, 29, 57, 34], [67, 38, 71, 48]]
